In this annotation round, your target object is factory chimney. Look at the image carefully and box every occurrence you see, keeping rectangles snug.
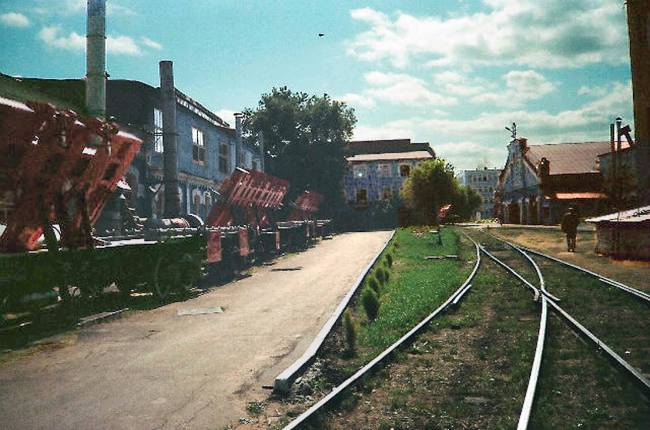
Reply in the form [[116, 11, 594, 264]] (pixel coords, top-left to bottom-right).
[[159, 61, 181, 217], [234, 113, 243, 168], [85, 0, 106, 117]]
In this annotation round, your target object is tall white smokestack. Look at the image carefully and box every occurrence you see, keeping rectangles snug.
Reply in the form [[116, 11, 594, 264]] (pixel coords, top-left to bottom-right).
[[86, 0, 106, 117], [159, 60, 181, 218]]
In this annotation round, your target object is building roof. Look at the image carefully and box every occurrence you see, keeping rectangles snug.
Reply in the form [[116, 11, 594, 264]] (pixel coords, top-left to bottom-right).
[[525, 141, 631, 175], [586, 205, 650, 224], [345, 138, 435, 157], [346, 150, 434, 162]]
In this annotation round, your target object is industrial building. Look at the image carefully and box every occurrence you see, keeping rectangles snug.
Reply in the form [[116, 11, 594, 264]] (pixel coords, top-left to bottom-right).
[[343, 139, 434, 205], [456, 168, 501, 220], [0, 69, 263, 229], [495, 137, 628, 225]]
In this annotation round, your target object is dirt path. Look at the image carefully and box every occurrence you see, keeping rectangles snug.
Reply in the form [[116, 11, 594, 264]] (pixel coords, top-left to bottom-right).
[[490, 226, 650, 292], [0, 231, 392, 430]]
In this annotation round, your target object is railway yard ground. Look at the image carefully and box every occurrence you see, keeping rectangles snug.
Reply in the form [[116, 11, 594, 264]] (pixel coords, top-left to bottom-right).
[[234, 226, 650, 430], [0, 231, 392, 430]]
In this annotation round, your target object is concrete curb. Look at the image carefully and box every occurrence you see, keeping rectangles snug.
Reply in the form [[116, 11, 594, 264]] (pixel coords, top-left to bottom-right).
[[77, 308, 129, 328], [273, 229, 396, 394]]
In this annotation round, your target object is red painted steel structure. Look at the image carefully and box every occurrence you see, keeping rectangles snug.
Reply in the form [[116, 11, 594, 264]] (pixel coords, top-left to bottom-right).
[[287, 190, 324, 221], [0, 96, 141, 252], [204, 168, 289, 263]]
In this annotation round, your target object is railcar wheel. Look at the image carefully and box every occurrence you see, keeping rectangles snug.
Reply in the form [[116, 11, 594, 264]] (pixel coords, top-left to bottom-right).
[[152, 254, 196, 300]]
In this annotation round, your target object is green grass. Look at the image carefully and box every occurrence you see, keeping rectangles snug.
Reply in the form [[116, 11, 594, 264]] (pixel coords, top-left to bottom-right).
[[352, 227, 475, 362]]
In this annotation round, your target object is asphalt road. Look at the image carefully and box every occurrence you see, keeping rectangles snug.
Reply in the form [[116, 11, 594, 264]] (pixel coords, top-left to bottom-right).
[[0, 231, 392, 430]]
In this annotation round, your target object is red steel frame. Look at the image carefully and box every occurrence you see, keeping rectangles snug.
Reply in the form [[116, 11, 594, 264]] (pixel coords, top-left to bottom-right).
[[205, 168, 289, 263], [0, 97, 141, 252], [287, 190, 324, 221]]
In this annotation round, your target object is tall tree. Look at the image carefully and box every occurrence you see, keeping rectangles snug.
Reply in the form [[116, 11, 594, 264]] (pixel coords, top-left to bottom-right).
[[401, 158, 481, 224], [241, 87, 356, 216]]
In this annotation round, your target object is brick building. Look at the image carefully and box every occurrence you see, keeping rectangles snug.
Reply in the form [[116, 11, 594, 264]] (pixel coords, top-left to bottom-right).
[[496, 138, 626, 225]]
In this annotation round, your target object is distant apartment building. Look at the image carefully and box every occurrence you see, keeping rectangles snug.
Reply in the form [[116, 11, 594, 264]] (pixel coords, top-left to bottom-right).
[[456, 168, 501, 219], [343, 139, 435, 205]]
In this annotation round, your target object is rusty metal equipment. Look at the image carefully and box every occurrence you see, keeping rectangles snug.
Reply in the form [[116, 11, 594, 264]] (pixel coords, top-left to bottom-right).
[[0, 97, 204, 319], [204, 168, 289, 277]]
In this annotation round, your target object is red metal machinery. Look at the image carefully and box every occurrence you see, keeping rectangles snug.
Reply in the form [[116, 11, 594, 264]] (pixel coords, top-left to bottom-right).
[[284, 190, 331, 241], [204, 168, 289, 272], [0, 96, 141, 252], [0, 97, 210, 309]]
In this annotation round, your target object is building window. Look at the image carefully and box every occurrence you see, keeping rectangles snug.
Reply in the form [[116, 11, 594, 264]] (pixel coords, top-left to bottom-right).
[[400, 164, 411, 177], [382, 187, 392, 200], [219, 141, 229, 173], [353, 164, 367, 178], [153, 108, 163, 153], [192, 127, 206, 164], [252, 160, 258, 171], [378, 163, 391, 177], [356, 188, 368, 204]]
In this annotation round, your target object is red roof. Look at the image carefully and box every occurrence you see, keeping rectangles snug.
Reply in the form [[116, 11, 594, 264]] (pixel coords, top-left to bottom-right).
[[526, 141, 611, 175]]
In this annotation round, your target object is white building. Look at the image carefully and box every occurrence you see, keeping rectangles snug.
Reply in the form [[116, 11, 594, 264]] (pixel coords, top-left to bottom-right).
[[456, 167, 501, 219]]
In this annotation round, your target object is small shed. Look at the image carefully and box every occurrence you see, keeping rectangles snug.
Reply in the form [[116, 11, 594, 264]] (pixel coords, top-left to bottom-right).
[[586, 205, 650, 260]]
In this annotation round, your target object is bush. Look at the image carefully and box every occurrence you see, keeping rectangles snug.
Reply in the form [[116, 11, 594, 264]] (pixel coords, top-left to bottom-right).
[[385, 253, 393, 267], [362, 287, 380, 320], [375, 267, 388, 285], [367, 276, 380, 294], [343, 309, 357, 353]]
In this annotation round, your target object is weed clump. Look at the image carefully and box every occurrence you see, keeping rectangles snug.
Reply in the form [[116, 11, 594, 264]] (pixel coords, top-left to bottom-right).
[[362, 287, 380, 320], [367, 276, 381, 293], [385, 253, 393, 267], [343, 309, 357, 354], [375, 267, 388, 285]]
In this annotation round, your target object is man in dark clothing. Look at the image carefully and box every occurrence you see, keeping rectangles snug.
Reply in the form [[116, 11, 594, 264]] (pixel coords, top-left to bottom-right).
[[561, 207, 579, 252]]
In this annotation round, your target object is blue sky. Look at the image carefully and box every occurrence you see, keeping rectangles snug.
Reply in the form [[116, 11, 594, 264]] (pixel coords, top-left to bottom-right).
[[0, 0, 633, 169]]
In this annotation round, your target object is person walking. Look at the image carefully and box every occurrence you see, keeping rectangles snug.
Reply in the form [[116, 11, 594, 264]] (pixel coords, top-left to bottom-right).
[[561, 206, 579, 252]]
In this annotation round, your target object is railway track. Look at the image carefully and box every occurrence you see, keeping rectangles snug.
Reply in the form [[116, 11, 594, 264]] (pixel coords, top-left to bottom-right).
[[279, 228, 649, 429]]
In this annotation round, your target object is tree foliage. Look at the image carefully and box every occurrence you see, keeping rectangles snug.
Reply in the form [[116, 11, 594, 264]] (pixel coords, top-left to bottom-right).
[[241, 87, 357, 216], [400, 158, 482, 225]]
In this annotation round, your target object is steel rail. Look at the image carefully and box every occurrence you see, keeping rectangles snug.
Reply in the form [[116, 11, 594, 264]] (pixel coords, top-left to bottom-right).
[[480, 232, 563, 301], [462, 230, 548, 430], [512, 245, 548, 430], [282, 240, 481, 430], [517, 245, 650, 303], [478, 239, 650, 396]]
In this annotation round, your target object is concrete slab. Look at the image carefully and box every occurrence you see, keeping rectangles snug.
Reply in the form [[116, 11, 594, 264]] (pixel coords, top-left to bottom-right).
[[0, 231, 392, 430]]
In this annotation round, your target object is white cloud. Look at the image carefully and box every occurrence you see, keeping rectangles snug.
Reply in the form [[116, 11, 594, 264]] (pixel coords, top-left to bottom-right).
[[364, 71, 457, 106], [353, 81, 633, 169], [141, 37, 162, 50], [471, 70, 556, 106], [106, 35, 141, 56], [347, 0, 626, 69], [215, 109, 237, 128], [38, 26, 152, 56], [38, 26, 85, 51], [337, 93, 376, 108], [1, 12, 30, 27]]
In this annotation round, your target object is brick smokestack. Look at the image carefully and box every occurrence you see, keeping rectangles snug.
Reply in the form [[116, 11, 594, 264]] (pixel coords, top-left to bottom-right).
[[627, 0, 650, 203], [159, 60, 181, 217], [85, 0, 106, 117]]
